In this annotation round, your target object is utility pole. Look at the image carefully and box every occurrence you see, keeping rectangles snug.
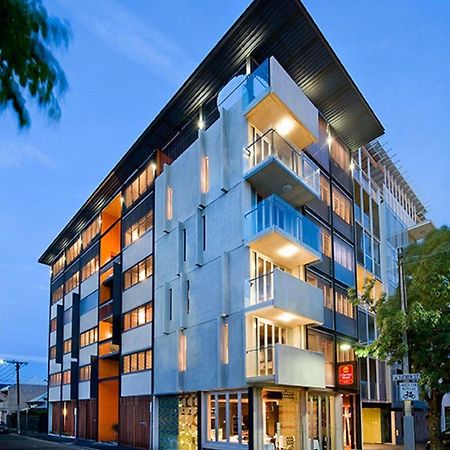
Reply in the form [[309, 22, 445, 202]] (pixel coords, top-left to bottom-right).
[[398, 248, 416, 450], [0, 359, 28, 435]]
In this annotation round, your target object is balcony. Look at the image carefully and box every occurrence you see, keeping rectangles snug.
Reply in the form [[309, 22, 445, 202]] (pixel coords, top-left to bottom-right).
[[243, 57, 319, 152], [244, 129, 320, 207], [245, 269, 323, 325], [246, 344, 325, 389], [245, 195, 321, 269]]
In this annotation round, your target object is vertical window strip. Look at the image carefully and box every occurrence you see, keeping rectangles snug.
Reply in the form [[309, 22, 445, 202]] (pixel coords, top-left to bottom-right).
[[178, 332, 187, 372], [202, 215, 206, 251], [201, 156, 209, 193], [166, 186, 173, 220]]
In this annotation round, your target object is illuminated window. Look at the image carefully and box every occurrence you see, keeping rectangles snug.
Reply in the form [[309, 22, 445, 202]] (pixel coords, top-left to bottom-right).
[[79, 365, 91, 381], [62, 370, 71, 385], [124, 210, 153, 247], [52, 284, 64, 304], [307, 273, 333, 310], [81, 218, 100, 250], [335, 289, 354, 318], [66, 239, 81, 266], [166, 186, 173, 220], [49, 373, 61, 387], [320, 227, 332, 257], [178, 332, 187, 372], [334, 238, 354, 272], [123, 255, 153, 290], [123, 303, 152, 331], [63, 339, 72, 355], [52, 255, 65, 278], [201, 156, 209, 193], [49, 345, 56, 360], [207, 391, 249, 444], [81, 254, 99, 282], [320, 175, 330, 206], [65, 272, 79, 293], [222, 323, 229, 365], [124, 162, 155, 208], [122, 349, 152, 374], [330, 137, 350, 172], [80, 327, 98, 348], [332, 188, 352, 224], [50, 318, 57, 333]]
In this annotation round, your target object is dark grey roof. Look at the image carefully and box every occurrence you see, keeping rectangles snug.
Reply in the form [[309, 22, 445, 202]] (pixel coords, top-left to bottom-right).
[[39, 0, 384, 265]]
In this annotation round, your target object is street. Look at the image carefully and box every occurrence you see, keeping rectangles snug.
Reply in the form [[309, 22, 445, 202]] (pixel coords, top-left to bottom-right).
[[0, 435, 78, 450]]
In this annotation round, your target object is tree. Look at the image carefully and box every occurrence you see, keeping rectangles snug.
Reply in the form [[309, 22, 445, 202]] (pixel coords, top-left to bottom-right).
[[349, 227, 450, 450], [0, 0, 71, 128]]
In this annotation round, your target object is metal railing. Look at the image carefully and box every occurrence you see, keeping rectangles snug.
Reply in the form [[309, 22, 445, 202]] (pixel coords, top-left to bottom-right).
[[246, 345, 276, 378], [246, 271, 274, 307], [246, 128, 320, 196], [244, 195, 321, 252]]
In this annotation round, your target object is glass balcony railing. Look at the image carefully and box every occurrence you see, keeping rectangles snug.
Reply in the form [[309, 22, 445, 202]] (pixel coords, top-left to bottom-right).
[[247, 271, 274, 307], [245, 129, 320, 197], [243, 59, 270, 109], [245, 195, 321, 253]]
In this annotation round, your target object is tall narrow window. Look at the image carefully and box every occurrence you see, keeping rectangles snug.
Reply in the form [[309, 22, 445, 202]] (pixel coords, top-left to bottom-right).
[[201, 156, 209, 193], [202, 215, 206, 251], [166, 187, 173, 220], [178, 332, 187, 372], [222, 323, 229, 365], [186, 280, 190, 314], [169, 288, 173, 321], [183, 228, 187, 262]]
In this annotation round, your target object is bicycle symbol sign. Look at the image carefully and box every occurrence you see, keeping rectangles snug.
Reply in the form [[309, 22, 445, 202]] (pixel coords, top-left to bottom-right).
[[399, 382, 419, 401]]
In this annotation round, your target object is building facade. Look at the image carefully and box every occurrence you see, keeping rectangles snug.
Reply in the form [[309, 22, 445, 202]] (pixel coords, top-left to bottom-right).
[[38, 1, 428, 449]]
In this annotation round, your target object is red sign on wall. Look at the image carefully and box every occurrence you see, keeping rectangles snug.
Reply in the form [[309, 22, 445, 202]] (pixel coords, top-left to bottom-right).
[[338, 364, 354, 386]]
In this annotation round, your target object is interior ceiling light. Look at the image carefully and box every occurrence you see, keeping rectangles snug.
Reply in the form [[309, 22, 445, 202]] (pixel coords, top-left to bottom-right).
[[276, 117, 295, 136], [278, 312, 295, 323]]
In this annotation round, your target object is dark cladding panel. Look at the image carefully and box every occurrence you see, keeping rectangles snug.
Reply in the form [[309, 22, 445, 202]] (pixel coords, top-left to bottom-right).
[[112, 262, 122, 346], [55, 304, 64, 363], [90, 356, 98, 399]]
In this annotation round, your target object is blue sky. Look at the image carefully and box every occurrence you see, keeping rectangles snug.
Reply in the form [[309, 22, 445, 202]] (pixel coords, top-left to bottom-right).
[[0, 0, 448, 383]]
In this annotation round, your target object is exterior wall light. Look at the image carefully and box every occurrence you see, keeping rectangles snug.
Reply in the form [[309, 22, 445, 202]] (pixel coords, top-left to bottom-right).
[[339, 342, 352, 351]]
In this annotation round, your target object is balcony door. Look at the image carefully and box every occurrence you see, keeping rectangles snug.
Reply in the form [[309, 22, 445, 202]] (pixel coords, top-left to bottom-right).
[[255, 318, 288, 376]]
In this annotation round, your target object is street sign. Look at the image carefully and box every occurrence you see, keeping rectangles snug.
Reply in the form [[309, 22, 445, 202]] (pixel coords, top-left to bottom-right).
[[392, 373, 420, 382], [399, 382, 419, 401]]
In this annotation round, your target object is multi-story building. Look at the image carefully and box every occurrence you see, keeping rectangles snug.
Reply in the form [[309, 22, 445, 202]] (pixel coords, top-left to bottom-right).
[[38, 1, 428, 449]]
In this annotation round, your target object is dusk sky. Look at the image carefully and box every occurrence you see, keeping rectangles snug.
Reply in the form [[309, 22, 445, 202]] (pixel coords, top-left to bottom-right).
[[0, 0, 448, 384]]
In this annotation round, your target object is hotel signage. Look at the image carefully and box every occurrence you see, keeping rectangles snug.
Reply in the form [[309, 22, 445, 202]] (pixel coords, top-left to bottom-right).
[[337, 362, 356, 388]]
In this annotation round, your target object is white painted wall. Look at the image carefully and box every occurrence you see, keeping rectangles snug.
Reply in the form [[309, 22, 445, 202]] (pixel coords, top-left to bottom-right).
[[80, 273, 98, 298], [121, 371, 152, 397], [122, 323, 152, 354], [80, 308, 97, 332], [122, 230, 153, 271], [122, 276, 152, 313], [78, 381, 90, 400], [79, 343, 97, 366]]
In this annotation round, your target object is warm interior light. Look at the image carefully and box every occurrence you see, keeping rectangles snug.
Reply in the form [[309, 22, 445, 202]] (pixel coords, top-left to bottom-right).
[[198, 119, 205, 130], [138, 308, 146, 324], [349, 161, 355, 171], [277, 312, 295, 323], [278, 244, 299, 258], [62, 406, 67, 417], [139, 269, 146, 282], [131, 229, 139, 242], [276, 117, 295, 136], [340, 342, 352, 351]]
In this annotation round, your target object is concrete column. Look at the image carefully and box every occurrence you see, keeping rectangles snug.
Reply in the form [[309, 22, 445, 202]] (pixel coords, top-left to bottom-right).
[[220, 107, 230, 192], [334, 394, 344, 450]]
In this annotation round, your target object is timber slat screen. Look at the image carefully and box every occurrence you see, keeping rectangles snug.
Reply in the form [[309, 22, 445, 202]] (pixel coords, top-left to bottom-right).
[[119, 396, 151, 448]]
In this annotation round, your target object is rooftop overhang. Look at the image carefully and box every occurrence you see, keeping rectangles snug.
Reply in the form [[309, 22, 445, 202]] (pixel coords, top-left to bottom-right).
[[39, 0, 384, 265]]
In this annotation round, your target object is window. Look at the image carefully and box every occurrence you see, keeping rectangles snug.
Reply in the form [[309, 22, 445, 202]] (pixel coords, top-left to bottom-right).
[[335, 289, 354, 318], [320, 227, 332, 257], [81, 218, 100, 249], [330, 137, 350, 172], [62, 370, 71, 385], [52, 255, 65, 278], [124, 210, 153, 247], [50, 318, 57, 333], [80, 327, 98, 348], [65, 271, 79, 293], [202, 215, 206, 251], [222, 323, 229, 365], [123, 303, 152, 331], [166, 186, 173, 220], [320, 175, 330, 206], [63, 339, 72, 354], [334, 238, 354, 271], [123, 255, 153, 290], [201, 156, 209, 193], [183, 228, 187, 262], [79, 365, 91, 382], [81, 255, 99, 281], [206, 391, 249, 444], [49, 373, 61, 387], [307, 272, 333, 310], [63, 308, 72, 325], [66, 239, 81, 266], [49, 345, 56, 360], [80, 291, 98, 316], [332, 187, 352, 224], [52, 284, 64, 304], [169, 288, 173, 320], [337, 342, 355, 363], [186, 280, 190, 314], [124, 162, 155, 208], [308, 330, 335, 386], [178, 332, 187, 372], [122, 349, 152, 374]]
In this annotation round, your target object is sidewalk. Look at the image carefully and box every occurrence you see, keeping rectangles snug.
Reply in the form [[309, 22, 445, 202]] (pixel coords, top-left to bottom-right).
[[27, 433, 136, 450]]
